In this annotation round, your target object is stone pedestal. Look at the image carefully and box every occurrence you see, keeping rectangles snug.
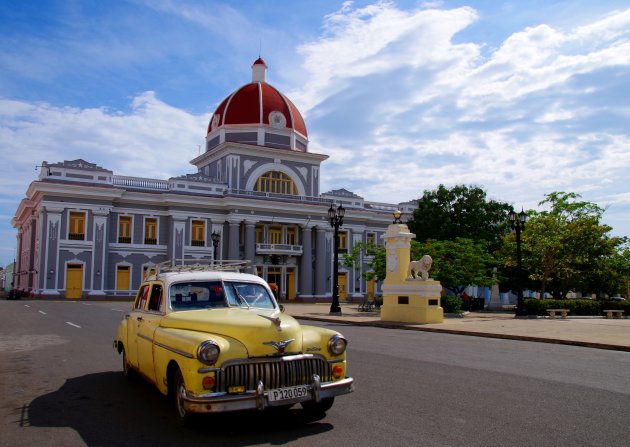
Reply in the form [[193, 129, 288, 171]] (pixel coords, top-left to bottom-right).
[[487, 283, 503, 310], [380, 223, 444, 324], [381, 280, 443, 323]]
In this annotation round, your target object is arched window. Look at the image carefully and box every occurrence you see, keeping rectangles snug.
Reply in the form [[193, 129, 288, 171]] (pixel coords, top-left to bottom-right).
[[254, 171, 297, 195]]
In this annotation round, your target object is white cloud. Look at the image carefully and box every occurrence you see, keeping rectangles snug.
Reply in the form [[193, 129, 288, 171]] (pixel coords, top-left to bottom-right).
[[292, 2, 479, 113], [289, 3, 630, 237], [0, 92, 207, 192]]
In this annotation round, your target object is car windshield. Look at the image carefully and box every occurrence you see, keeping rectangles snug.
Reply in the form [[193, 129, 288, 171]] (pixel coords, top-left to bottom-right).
[[169, 281, 275, 311], [224, 282, 275, 309]]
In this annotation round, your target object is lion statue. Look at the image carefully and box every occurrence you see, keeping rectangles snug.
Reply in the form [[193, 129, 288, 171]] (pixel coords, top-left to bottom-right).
[[407, 255, 432, 280]]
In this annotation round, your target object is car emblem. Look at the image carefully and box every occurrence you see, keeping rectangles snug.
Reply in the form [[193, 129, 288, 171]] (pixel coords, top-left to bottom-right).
[[263, 339, 295, 354]]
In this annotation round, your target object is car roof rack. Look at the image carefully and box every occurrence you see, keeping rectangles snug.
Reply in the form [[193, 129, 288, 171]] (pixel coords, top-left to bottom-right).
[[144, 259, 252, 280]]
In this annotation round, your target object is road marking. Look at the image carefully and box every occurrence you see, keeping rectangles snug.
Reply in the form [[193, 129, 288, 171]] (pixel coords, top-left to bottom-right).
[[39, 310, 47, 315], [24, 305, 31, 308], [111, 308, 124, 312], [66, 322, 81, 328]]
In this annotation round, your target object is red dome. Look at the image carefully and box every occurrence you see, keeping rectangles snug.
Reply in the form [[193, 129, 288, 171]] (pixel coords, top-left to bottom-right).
[[207, 61, 307, 138]]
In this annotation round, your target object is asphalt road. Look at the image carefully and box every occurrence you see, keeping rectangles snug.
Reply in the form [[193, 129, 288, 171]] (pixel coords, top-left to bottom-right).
[[1, 300, 629, 447]]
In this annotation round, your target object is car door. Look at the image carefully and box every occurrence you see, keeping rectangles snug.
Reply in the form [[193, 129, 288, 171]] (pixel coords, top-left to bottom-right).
[[127, 284, 150, 370], [137, 282, 164, 384]]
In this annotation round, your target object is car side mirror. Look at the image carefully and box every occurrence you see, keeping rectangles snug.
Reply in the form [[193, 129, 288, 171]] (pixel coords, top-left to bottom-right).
[[279, 304, 285, 313]]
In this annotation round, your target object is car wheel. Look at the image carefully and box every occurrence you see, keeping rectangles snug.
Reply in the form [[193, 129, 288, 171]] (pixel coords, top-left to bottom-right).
[[300, 397, 334, 414], [173, 368, 195, 426]]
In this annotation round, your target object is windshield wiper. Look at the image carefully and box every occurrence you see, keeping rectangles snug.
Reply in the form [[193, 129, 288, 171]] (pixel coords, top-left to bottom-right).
[[232, 286, 250, 309]]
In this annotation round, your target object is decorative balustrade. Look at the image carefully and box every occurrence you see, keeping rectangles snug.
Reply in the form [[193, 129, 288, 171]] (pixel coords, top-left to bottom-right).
[[224, 189, 333, 205], [112, 176, 170, 190], [256, 243, 303, 255]]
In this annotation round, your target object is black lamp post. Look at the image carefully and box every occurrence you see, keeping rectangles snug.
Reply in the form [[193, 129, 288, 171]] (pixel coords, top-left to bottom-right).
[[328, 203, 345, 315], [509, 209, 527, 316], [211, 231, 221, 264]]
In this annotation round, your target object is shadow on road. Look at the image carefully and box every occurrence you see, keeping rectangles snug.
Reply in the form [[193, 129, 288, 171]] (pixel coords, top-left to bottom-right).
[[25, 371, 333, 446]]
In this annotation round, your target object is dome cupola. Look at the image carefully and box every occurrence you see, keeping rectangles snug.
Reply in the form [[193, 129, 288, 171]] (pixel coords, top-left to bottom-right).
[[206, 59, 308, 152]]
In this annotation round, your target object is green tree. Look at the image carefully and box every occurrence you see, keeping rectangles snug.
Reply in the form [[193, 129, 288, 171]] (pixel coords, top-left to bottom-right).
[[408, 184, 512, 250], [506, 192, 629, 298], [342, 241, 386, 284], [412, 238, 496, 296]]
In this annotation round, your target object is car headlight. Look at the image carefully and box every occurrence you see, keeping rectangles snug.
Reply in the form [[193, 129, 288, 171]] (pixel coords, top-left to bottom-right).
[[197, 341, 220, 365], [328, 335, 347, 356]]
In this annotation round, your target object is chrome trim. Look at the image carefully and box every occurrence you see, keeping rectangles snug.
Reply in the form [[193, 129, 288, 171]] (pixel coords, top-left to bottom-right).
[[198, 366, 222, 373], [219, 353, 325, 368], [214, 354, 333, 393], [197, 340, 220, 365], [328, 335, 347, 356], [312, 374, 321, 402], [151, 339, 194, 359], [256, 381, 264, 410], [138, 333, 152, 342], [181, 376, 354, 414]]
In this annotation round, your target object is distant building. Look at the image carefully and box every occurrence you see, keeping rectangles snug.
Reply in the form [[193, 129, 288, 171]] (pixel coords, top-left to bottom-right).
[[11, 59, 415, 300], [2, 262, 14, 293]]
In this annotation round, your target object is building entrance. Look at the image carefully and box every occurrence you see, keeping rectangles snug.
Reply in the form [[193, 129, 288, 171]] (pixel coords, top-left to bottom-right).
[[65, 264, 83, 299]]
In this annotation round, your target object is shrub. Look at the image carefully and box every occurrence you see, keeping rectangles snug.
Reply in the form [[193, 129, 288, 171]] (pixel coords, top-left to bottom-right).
[[524, 298, 630, 316], [441, 295, 463, 314]]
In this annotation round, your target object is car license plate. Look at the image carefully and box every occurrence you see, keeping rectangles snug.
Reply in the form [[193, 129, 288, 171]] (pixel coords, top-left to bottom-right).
[[268, 385, 309, 403]]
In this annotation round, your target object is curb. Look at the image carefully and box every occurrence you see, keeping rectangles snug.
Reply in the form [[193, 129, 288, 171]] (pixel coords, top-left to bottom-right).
[[293, 315, 630, 353]]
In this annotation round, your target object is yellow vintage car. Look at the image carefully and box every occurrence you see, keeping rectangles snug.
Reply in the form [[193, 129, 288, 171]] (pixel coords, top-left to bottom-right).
[[113, 262, 354, 424]]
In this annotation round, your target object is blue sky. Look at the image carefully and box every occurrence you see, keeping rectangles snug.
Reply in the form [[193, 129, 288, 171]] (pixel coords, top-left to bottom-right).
[[1, 0, 630, 267]]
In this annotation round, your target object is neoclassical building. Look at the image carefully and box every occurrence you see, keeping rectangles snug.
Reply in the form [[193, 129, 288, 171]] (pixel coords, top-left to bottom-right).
[[11, 58, 413, 301]]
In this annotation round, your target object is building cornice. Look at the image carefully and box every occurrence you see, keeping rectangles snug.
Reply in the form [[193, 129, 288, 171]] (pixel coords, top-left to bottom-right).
[[190, 141, 328, 168]]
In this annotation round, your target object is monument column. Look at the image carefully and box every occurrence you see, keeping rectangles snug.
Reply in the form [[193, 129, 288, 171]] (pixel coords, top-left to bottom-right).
[[381, 221, 443, 324]]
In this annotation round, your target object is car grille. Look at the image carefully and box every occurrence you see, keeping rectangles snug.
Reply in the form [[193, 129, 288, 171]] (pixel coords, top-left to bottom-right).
[[215, 355, 332, 391]]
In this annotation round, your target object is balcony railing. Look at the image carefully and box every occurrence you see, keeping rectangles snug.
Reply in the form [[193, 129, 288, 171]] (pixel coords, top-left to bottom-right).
[[68, 233, 85, 241], [118, 236, 131, 244], [256, 243, 303, 255], [144, 238, 157, 245], [224, 189, 333, 205], [112, 176, 169, 190], [191, 240, 205, 247]]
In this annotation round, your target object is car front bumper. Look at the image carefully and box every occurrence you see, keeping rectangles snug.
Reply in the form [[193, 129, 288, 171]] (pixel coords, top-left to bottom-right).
[[183, 375, 354, 413]]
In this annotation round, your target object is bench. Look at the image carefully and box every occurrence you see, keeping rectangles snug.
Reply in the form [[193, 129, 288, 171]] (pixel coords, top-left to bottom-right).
[[547, 309, 570, 319], [604, 309, 625, 319]]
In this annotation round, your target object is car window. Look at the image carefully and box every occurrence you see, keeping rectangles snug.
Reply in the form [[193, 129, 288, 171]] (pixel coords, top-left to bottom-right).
[[169, 282, 227, 311], [147, 284, 163, 312], [224, 282, 275, 309], [135, 285, 150, 310]]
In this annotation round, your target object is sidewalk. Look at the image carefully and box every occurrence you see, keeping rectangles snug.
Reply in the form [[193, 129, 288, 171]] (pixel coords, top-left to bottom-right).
[[282, 302, 630, 352]]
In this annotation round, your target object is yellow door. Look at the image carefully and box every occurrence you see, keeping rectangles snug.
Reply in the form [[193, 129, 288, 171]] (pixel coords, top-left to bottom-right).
[[286, 269, 296, 300], [65, 264, 83, 299], [338, 272, 347, 300], [117, 266, 131, 290]]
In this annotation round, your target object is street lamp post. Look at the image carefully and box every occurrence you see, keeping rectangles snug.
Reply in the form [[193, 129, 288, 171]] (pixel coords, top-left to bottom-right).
[[328, 203, 345, 316], [211, 231, 221, 264], [509, 209, 527, 317]]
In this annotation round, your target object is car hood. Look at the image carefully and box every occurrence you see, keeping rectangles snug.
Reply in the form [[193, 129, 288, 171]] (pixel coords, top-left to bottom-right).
[[160, 308, 303, 357]]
